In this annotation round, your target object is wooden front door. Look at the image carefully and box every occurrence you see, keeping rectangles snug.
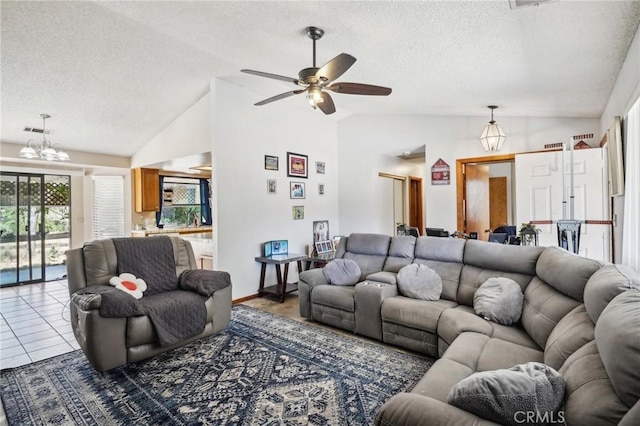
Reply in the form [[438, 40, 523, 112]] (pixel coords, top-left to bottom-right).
[[408, 176, 423, 235], [465, 164, 490, 241], [489, 177, 508, 230]]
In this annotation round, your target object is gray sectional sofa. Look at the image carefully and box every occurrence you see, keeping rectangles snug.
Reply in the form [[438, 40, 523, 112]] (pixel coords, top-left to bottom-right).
[[298, 233, 640, 425]]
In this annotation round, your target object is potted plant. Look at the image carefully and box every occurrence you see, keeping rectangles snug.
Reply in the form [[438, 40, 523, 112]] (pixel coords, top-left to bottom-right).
[[519, 222, 539, 246]]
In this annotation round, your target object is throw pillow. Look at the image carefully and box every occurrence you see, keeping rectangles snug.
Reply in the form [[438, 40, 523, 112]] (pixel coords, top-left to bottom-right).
[[109, 273, 147, 299], [474, 277, 523, 325], [323, 259, 361, 286], [396, 263, 442, 300], [448, 362, 565, 426]]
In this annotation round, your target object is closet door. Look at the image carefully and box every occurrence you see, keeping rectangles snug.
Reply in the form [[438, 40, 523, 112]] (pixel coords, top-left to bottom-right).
[[515, 148, 609, 261]]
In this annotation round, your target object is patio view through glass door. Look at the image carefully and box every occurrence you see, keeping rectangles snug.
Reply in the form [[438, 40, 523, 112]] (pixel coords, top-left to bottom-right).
[[0, 172, 70, 287]]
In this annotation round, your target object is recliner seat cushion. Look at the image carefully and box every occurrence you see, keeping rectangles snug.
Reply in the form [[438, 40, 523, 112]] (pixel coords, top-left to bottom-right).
[[473, 277, 523, 325], [397, 263, 443, 300], [448, 362, 565, 426], [323, 259, 361, 286], [382, 297, 457, 333]]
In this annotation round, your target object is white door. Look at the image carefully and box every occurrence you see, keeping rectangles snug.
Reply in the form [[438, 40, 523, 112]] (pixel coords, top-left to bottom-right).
[[515, 148, 610, 261]]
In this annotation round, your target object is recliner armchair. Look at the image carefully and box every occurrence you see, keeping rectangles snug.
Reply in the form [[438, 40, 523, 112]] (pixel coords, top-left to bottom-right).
[[65, 236, 232, 372]]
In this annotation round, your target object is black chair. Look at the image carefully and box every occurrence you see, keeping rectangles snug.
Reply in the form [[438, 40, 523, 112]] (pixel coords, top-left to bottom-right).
[[488, 233, 508, 244], [407, 227, 420, 237], [426, 227, 449, 237]]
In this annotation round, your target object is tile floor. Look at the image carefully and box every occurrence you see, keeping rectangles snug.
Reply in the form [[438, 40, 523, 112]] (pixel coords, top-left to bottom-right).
[[0, 280, 78, 370]]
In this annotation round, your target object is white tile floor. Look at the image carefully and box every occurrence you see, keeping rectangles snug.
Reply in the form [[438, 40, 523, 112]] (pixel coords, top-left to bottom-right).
[[0, 280, 78, 370]]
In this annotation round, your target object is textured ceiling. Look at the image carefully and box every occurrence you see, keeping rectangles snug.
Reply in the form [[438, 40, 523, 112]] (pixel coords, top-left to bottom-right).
[[1, 0, 639, 157]]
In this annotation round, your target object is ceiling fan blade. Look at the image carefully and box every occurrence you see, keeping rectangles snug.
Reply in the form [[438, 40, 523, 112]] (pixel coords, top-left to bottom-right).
[[326, 82, 392, 96], [241, 69, 301, 85], [317, 92, 336, 115], [316, 53, 356, 82], [255, 89, 306, 106]]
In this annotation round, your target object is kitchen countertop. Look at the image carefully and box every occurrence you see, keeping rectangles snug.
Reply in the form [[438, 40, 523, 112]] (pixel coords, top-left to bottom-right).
[[131, 225, 212, 237]]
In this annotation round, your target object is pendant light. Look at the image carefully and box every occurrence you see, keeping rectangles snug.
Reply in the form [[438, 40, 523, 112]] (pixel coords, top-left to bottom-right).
[[19, 114, 70, 161], [479, 105, 506, 152]]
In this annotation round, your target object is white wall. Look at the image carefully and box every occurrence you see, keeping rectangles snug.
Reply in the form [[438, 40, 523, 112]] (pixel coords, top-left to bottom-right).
[[130, 93, 211, 168], [210, 79, 339, 300], [338, 115, 600, 234], [601, 26, 640, 135]]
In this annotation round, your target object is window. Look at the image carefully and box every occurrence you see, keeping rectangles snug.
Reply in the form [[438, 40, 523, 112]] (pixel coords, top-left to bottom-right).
[[92, 176, 125, 239], [159, 177, 210, 227]]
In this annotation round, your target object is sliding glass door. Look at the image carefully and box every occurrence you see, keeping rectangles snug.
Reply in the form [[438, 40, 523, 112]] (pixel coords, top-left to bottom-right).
[[0, 172, 70, 287]]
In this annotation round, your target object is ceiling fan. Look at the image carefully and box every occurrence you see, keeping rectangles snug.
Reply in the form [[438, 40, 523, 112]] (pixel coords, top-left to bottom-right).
[[241, 26, 392, 115]]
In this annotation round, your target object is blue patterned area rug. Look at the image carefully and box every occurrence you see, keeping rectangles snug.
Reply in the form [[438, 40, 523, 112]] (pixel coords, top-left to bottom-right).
[[0, 305, 433, 425]]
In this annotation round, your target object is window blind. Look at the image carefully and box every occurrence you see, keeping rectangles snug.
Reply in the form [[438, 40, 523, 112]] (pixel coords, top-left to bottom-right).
[[92, 176, 125, 239]]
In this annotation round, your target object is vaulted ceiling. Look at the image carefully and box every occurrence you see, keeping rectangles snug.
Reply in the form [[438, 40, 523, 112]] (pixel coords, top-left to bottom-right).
[[2, 0, 639, 157]]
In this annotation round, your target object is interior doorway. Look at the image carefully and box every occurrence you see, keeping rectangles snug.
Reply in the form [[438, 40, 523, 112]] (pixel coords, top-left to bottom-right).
[[378, 173, 406, 235], [456, 154, 515, 239]]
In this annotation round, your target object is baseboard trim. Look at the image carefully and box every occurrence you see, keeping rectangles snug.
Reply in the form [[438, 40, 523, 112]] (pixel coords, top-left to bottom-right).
[[232, 294, 260, 305]]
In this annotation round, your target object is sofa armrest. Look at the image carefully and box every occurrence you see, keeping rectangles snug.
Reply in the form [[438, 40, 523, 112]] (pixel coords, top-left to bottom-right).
[[375, 393, 498, 426], [298, 269, 329, 318], [355, 281, 398, 340]]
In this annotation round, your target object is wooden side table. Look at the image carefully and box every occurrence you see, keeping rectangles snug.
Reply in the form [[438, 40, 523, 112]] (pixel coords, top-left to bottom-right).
[[305, 252, 336, 270], [255, 253, 307, 303]]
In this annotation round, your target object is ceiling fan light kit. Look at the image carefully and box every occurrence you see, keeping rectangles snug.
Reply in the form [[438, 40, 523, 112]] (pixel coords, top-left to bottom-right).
[[19, 114, 70, 161], [479, 105, 506, 152], [241, 26, 391, 115]]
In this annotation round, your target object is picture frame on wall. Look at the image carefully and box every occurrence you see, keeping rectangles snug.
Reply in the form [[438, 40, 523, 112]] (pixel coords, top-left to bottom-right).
[[316, 161, 325, 174], [287, 152, 308, 178], [318, 184, 325, 195], [267, 179, 277, 194], [313, 220, 330, 242], [292, 205, 304, 220], [290, 182, 305, 199], [265, 155, 279, 171]]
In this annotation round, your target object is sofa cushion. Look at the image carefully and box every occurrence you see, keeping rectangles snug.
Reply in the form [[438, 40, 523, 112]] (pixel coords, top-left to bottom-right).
[[397, 264, 442, 301], [323, 259, 361, 286], [543, 304, 594, 371], [464, 240, 544, 276], [382, 297, 457, 333], [447, 362, 565, 426], [560, 341, 629, 425], [415, 236, 466, 263], [536, 246, 602, 302], [383, 235, 416, 274], [521, 277, 581, 349], [473, 277, 523, 325], [584, 264, 640, 323], [412, 259, 462, 302], [595, 289, 640, 408], [344, 233, 391, 256], [365, 271, 397, 285], [457, 265, 534, 308], [311, 285, 355, 312], [342, 253, 387, 280]]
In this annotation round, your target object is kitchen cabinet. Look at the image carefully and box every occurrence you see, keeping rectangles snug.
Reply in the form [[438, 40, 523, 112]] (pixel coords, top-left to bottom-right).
[[134, 168, 160, 212]]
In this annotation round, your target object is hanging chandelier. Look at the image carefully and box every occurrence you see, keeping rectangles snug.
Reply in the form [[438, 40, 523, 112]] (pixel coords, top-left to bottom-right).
[[19, 114, 70, 161], [479, 105, 506, 152]]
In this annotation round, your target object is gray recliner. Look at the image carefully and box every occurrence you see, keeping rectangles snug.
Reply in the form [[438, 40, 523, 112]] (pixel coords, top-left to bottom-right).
[[65, 236, 232, 372]]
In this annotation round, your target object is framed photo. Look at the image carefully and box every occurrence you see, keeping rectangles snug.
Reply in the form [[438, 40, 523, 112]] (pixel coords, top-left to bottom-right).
[[292, 205, 305, 220], [287, 152, 308, 178], [315, 240, 334, 254], [265, 155, 279, 171], [318, 183, 325, 195], [290, 182, 305, 199], [316, 161, 325, 174], [267, 179, 277, 194], [313, 220, 330, 242]]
